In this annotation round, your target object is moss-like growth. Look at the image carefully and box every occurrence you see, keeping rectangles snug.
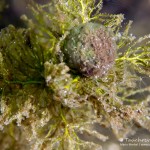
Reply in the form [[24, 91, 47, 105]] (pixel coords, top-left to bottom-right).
[[0, 25, 44, 81], [0, 0, 150, 149]]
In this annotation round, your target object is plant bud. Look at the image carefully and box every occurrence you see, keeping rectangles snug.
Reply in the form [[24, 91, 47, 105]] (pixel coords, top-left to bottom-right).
[[63, 22, 116, 77]]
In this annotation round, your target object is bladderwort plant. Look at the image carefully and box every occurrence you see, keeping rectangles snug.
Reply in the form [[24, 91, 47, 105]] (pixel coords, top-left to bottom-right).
[[0, 0, 150, 149]]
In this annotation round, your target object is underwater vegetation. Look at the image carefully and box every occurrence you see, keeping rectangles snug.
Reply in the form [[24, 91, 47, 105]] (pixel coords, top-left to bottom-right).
[[0, 0, 150, 149]]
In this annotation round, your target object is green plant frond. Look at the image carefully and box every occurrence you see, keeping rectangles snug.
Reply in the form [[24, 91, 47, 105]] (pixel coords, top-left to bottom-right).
[[0, 25, 45, 82], [116, 34, 150, 76], [117, 21, 136, 49], [123, 21, 133, 36], [22, 7, 58, 62], [121, 86, 150, 103], [28, 0, 102, 33], [91, 13, 124, 31]]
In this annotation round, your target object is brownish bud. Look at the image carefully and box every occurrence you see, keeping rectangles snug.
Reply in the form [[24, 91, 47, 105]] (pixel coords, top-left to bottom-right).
[[63, 22, 116, 77]]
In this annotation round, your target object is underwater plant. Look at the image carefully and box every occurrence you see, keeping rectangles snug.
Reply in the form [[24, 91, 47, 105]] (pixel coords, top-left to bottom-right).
[[0, 0, 150, 149]]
